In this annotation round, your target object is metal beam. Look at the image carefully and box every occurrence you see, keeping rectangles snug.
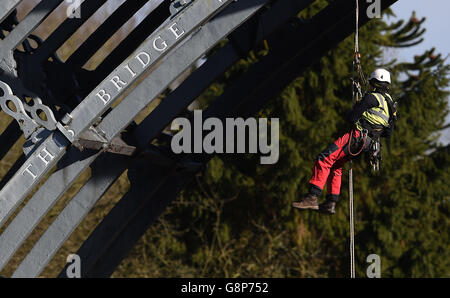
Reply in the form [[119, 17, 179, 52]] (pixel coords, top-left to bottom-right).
[[0, 0, 233, 227], [0, 132, 70, 228], [0, 121, 20, 161], [66, 0, 154, 67], [0, 154, 25, 190], [33, 0, 109, 63], [0, 0, 22, 24], [60, 0, 233, 142], [0, 0, 65, 69], [71, 0, 170, 101], [9, 153, 130, 277], [0, 1, 165, 188], [6, 0, 259, 277], [82, 161, 192, 277], [14, 0, 299, 277], [19, 0, 314, 278]]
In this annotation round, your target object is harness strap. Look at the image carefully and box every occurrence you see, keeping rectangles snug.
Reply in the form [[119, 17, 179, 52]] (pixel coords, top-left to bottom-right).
[[348, 128, 368, 157], [365, 109, 389, 123], [379, 91, 397, 121], [366, 93, 390, 124]]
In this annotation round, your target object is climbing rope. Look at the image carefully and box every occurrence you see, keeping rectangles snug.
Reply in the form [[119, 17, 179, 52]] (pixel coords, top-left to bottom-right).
[[348, 0, 363, 279], [354, 0, 359, 54], [349, 160, 355, 278], [349, 0, 368, 157], [348, 128, 367, 157], [352, 0, 367, 103]]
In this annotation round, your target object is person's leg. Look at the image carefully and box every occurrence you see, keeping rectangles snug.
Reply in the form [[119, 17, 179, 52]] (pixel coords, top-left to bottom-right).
[[293, 130, 354, 210], [319, 129, 363, 214], [326, 166, 343, 201], [308, 142, 339, 193], [309, 130, 357, 195], [319, 162, 345, 214]]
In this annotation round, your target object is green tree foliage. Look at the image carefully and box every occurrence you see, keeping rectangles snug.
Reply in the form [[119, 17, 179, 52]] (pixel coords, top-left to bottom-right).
[[115, 2, 449, 278]]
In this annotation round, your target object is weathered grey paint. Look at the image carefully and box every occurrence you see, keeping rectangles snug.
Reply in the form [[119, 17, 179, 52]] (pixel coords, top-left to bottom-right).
[[59, 0, 233, 142], [0, 0, 22, 23], [0, 132, 69, 227], [0, 0, 233, 227], [10, 0, 257, 277], [0, 0, 65, 71]]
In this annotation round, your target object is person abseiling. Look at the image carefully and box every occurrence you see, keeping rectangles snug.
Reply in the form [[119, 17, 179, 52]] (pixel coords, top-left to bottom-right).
[[292, 68, 398, 214]]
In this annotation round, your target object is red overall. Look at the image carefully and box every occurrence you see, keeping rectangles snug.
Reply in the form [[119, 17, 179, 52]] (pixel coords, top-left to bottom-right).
[[309, 130, 362, 199]]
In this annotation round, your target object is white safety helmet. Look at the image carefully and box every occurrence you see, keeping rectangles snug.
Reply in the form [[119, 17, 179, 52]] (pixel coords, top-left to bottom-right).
[[369, 68, 391, 84]]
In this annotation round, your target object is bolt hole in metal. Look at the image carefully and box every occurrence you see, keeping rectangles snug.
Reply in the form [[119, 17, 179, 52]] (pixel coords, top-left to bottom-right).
[[25, 96, 34, 106], [6, 100, 18, 112], [37, 109, 48, 121], [27, 38, 39, 51]]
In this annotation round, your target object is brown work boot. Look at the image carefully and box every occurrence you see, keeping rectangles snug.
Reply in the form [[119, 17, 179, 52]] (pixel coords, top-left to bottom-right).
[[319, 200, 336, 214], [292, 194, 319, 210]]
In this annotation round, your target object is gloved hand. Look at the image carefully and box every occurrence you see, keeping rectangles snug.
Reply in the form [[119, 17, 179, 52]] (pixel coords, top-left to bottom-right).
[[392, 101, 398, 121], [369, 141, 381, 171]]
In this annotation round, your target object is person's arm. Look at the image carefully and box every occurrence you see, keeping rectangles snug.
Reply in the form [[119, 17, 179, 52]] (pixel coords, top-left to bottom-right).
[[381, 119, 395, 138], [382, 94, 397, 138], [346, 93, 379, 123]]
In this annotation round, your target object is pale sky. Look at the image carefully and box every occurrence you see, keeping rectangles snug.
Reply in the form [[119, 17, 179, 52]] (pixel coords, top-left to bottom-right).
[[390, 0, 450, 145], [391, 0, 450, 61]]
